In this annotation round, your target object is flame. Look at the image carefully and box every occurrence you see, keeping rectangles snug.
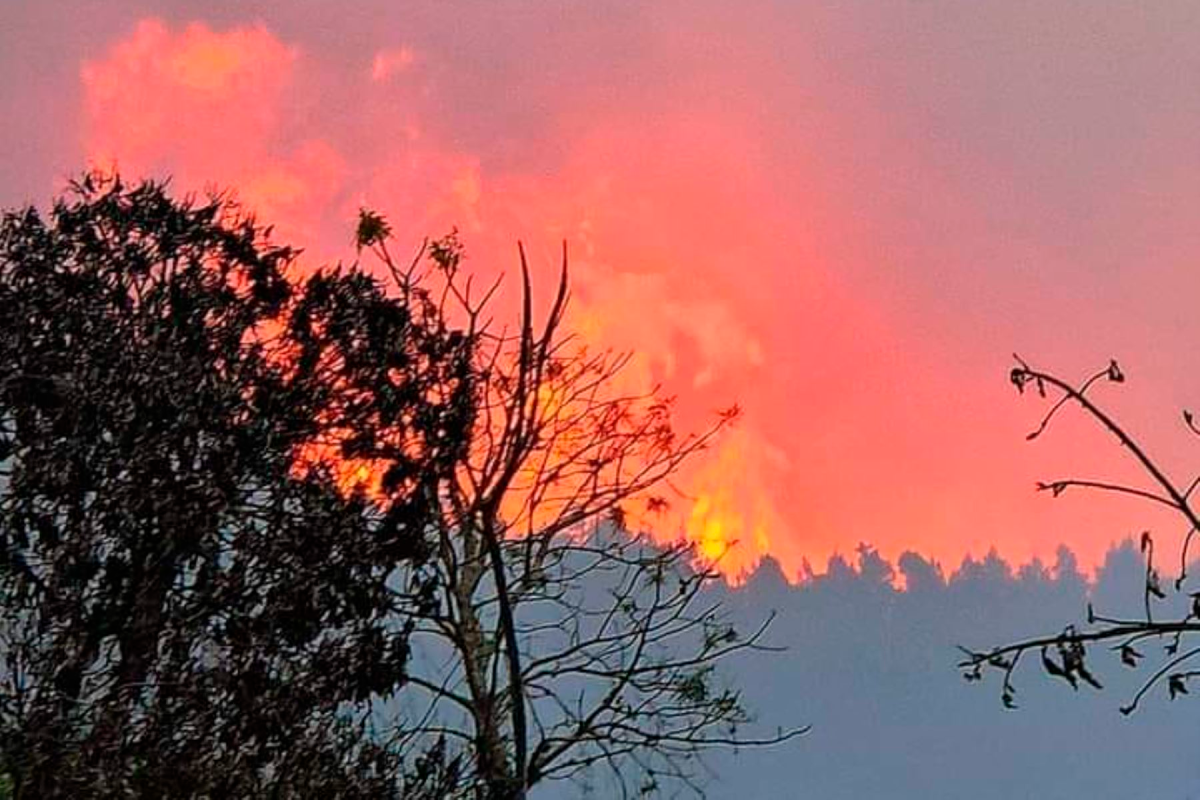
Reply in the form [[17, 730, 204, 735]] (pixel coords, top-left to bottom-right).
[[76, 16, 1146, 584], [74, 18, 862, 582], [679, 429, 780, 581], [292, 435, 391, 499]]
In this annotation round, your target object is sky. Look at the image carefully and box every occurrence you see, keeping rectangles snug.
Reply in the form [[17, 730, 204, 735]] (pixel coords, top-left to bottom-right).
[[5, 3, 1200, 581], [5, 2, 1200, 796]]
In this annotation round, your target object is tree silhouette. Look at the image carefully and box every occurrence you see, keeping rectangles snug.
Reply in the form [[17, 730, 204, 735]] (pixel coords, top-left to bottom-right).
[[960, 356, 1200, 714], [0, 175, 800, 799], [0, 175, 473, 798], [355, 222, 805, 799]]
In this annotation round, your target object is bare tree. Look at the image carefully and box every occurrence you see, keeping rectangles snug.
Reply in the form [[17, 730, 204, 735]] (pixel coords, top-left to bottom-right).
[[960, 356, 1200, 714], [356, 219, 806, 799]]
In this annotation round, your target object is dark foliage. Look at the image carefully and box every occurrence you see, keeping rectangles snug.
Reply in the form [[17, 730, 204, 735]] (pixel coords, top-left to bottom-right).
[[0, 175, 473, 798], [0, 174, 795, 800]]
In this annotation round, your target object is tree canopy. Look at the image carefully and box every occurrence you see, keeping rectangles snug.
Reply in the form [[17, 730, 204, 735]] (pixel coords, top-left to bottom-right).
[[0, 175, 473, 797], [0, 175, 798, 799]]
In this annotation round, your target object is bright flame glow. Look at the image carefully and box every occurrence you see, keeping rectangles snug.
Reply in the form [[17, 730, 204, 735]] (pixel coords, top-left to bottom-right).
[[75, 16, 1159, 584]]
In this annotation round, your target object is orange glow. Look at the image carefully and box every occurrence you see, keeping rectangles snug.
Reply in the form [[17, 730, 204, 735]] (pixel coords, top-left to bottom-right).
[[681, 430, 779, 580], [293, 436, 389, 499], [78, 17, 1152, 585], [80, 20, 343, 247]]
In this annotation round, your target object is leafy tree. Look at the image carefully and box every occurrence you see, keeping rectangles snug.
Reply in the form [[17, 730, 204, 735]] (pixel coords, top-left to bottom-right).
[[0, 174, 799, 799], [357, 225, 805, 799], [961, 356, 1200, 713], [0, 175, 473, 798]]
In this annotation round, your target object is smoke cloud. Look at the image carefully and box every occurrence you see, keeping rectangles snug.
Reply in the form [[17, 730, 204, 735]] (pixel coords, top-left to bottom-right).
[[4, 2, 1200, 580]]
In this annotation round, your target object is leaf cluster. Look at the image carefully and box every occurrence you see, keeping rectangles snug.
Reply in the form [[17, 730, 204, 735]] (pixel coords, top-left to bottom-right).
[[0, 175, 474, 798]]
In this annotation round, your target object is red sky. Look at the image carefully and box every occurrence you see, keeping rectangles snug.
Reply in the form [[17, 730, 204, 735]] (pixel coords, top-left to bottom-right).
[[4, 2, 1200, 581]]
